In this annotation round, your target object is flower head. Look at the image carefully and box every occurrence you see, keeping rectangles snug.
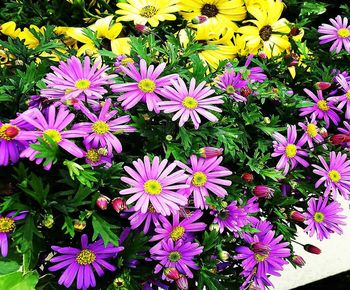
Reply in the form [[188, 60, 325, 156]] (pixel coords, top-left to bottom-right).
[[128, 205, 162, 234], [49, 234, 123, 289], [298, 115, 326, 150], [215, 69, 248, 102], [328, 75, 350, 119]]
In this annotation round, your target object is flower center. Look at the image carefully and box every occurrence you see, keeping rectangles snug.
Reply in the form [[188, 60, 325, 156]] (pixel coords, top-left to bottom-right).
[[170, 226, 185, 241], [140, 5, 158, 18], [201, 4, 219, 17], [182, 96, 198, 109], [313, 211, 325, 223], [168, 251, 182, 262], [226, 85, 235, 94], [92, 121, 110, 135], [43, 129, 62, 143], [144, 180, 162, 195], [75, 79, 91, 90], [317, 100, 330, 111], [259, 25, 273, 41], [76, 249, 96, 265], [218, 210, 229, 221], [86, 149, 101, 163], [254, 253, 269, 262], [338, 28, 350, 38], [285, 144, 297, 158], [329, 169, 341, 182], [121, 57, 134, 66], [192, 171, 207, 187], [346, 90, 350, 100], [0, 124, 20, 141], [138, 78, 156, 93], [0, 217, 15, 233], [306, 124, 318, 137]]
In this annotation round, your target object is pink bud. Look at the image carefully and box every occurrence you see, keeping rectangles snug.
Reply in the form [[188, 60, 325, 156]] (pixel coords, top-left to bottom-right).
[[4, 126, 19, 138], [176, 275, 188, 290], [96, 195, 110, 210], [319, 127, 328, 138], [135, 24, 151, 34], [258, 52, 267, 59], [315, 82, 331, 90], [304, 244, 321, 254], [330, 134, 350, 145], [251, 242, 270, 256], [290, 211, 305, 222], [164, 267, 180, 280], [191, 15, 208, 24], [292, 255, 306, 267], [111, 197, 127, 213], [198, 147, 223, 158], [253, 185, 274, 198], [241, 172, 254, 183]]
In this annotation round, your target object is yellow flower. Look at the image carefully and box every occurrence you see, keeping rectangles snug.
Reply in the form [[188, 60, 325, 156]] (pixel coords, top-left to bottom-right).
[[244, 0, 268, 12], [287, 41, 311, 79], [116, 0, 179, 27], [238, 0, 290, 58], [0, 21, 21, 38], [19, 25, 46, 49], [179, 0, 246, 33]]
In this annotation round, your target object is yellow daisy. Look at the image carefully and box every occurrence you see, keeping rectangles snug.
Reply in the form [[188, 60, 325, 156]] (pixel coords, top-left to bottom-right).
[[0, 21, 21, 38], [19, 25, 45, 49], [116, 0, 179, 27], [244, 0, 268, 13], [238, 0, 291, 58]]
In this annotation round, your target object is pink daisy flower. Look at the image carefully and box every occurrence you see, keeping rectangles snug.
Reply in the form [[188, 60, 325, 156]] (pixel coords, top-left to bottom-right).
[[73, 98, 136, 154], [215, 69, 248, 102], [299, 89, 341, 128], [318, 15, 350, 54], [298, 114, 326, 150], [111, 59, 178, 112], [119, 156, 189, 216], [272, 125, 309, 175], [328, 75, 350, 119], [158, 78, 224, 129], [176, 155, 232, 209], [312, 151, 350, 199], [128, 205, 162, 234]]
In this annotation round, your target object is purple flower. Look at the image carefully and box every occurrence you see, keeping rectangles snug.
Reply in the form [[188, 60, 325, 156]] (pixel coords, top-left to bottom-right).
[[128, 205, 162, 234], [299, 89, 341, 128], [0, 211, 27, 257], [298, 114, 326, 150], [243, 54, 267, 83], [73, 98, 136, 154], [158, 77, 224, 129], [111, 59, 178, 112], [17, 106, 85, 170], [176, 156, 232, 209], [312, 151, 350, 199], [328, 75, 350, 119], [338, 121, 350, 147], [318, 16, 350, 54], [305, 196, 346, 241], [272, 125, 309, 175], [215, 70, 247, 102], [49, 234, 123, 290], [153, 239, 203, 278], [41, 56, 115, 102], [114, 55, 134, 73], [83, 144, 112, 168], [120, 156, 189, 216]]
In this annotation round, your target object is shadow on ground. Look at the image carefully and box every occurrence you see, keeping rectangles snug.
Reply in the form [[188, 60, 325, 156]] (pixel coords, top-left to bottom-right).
[[293, 271, 350, 289]]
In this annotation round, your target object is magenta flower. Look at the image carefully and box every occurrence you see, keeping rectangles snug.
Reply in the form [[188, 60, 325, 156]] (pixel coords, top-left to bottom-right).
[[17, 106, 85, 170], [73, 98, 136, 154], [272, 125, 309, 175], [338, 121, 350, 148], [318, 15, 350, 54], [83, 144, 112, 168], [298, 114, 326, 150], [328, 75, 350, 119], [176, 155, 232, 209], [305, 196, 346, 241], [49, 234, 123, 289], [41, 56, 115, 102], [215, 70, 247, 102], [153, 239, 203, 278], [128, 205, 162, 234], [158, 78, 224, 129], [0, 211, 27, 257], [312, 151, 350, 199], [299, 89, 341, 128], [111, 59, 178, 112], [120, 156, 189, 216], [243, 54, 267, 83]]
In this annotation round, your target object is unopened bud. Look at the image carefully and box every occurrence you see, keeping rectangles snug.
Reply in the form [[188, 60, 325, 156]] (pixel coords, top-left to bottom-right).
[[290, 211, 306, 222], [166, 135, 173, 141], [292, 255, 306, 267], [74, 220, 86, 231], [304, 244, 321, 254], [218, 250, 230, 261], [42, 214, 54, 228], [263, 117, 271, 124], [164, 267, 180, 280], [111, 197, 127, 213], [96, 195, 110, 210], [253, 185, 274, 198], [241, 172, 254, 183], [135, 24, 151, 34], [198, 147, 223, 158], [289, 27, 301, 36], [258, 52, 267, 59], [191, 15, 208, 24], [113, 277, 125, 288], [330, 134, 350, 145], [315, 82, 331, 90], [209, 223, 220, 232], [176, 275, 188, 290], [97, 147, 108, 156], [240, 86, 252, 98], [319, 127, 328, 138]]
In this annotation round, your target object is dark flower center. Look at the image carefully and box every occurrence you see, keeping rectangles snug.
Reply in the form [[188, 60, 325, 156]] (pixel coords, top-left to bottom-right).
[[201, 4, 219, 18], [140, 5, 158, 18], [218, 210, 229, 220], [259, 25, 273, 41]]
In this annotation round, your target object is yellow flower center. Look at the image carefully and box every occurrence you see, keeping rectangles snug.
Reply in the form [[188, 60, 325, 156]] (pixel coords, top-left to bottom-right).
[[338, 28, 350, 38], [182, 96, 198, 109], [138, 78, 156, 93], [140, 5, 158, 18], [0, 217, 15, 233], [168, 251, 182, 262], [306, 124, 318, 137], [86, 149, 101, 163], [346, 90, 350, 100], [201, 4, 219, 17], [43, 129, 62, 143], [92, 121, 110, 135], [317, 100, 330, 111], [76, 249, 96, 265], [0, 124, 20, 141], [226, 85, 235, 94], [192, 171, 207, 187], [329, 170, 341, 182], [75, 79, 91, 90], [285, 144, 297, 158], [170, 226, 185, 241], [121, 57, 134, 66], [144, 180, 162, 195], [254, 253, 269, 262], [65, 88, 73, 95], [313, 211, 325, 223]]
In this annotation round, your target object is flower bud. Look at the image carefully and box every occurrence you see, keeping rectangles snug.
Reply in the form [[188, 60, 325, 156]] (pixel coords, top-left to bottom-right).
[[263, 117, 271, 124], [166, 135, 173, 141], [74, 220, 86, 231], [304, 244, 321, 254], [315, 82, 331, 90], [135, 24, 151, 34], [191, 15, 208, 24], [289, 27, 301, 36], [292, 255, 306, 267], [113, 277, 125, 288], [111, 197, 127, 213], [240, 86, 252, 98], [253, 185, 274, 198], [209, 223, 220, 232], [164, 267, 180, 280], [4, 126, 19, 138], [42, 214, 54, 228], [96, 195, 110, 210], [97, 147, 108, 156], [258, 52, 267, 59], [289, 211, 305, 222], [319, 127, 328, 138], [218, 250, 230, 261], [176, 275, 188, 290], [198, 147, 223, 158], [241, 172, 254, 183], [330, 134, 350, 145], [251, 242, 270, 256]]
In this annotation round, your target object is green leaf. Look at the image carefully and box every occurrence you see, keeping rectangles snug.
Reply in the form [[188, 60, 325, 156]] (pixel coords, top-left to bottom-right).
[[0, 261, 20, 275], [202, 231, 218, 253], [0, 271, 39, 290], [62, 216, 75, 238], [92, 213, 119, 246]]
